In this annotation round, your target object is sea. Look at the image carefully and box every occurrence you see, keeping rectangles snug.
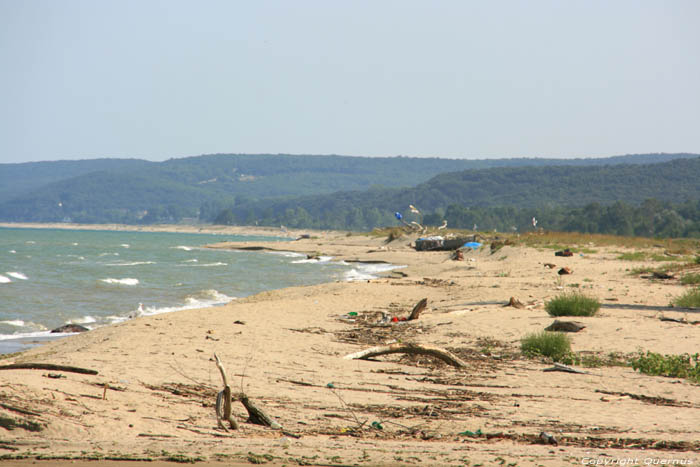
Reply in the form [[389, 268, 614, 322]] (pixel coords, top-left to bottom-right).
[[0, 227, 400, 354]]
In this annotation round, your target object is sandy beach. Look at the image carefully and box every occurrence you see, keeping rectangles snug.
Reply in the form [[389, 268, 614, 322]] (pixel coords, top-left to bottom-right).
[[1, 224, 699, 466]]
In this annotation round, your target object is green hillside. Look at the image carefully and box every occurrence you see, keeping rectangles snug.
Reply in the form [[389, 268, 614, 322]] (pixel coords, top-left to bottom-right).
[[0, 152, 697, 225], [220, 157, 700, 233]]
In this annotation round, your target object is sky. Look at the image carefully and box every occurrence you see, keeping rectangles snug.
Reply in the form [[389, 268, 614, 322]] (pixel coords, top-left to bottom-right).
[[1, 0, 699, 164]]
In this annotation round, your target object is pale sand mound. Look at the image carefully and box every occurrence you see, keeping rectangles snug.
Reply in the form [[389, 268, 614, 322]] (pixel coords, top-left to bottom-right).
[[1, 229, 698, 466]]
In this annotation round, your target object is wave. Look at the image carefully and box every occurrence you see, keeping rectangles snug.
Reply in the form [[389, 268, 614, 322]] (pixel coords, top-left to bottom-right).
[[192, 262, 227, 267], [266, 251, 306, 258], [0, 320, 24, 326], [105, 261, 156, 266], [0, 275, 11, 284], [69, 316, 96, 325], [343, 263, 406, 281], [173, 245, 194, 251], [120, 244, 130, 248], [292, 255, 334, 264], [114, 289, 235, 322], [99, 252, 119, 257], [9, 250, 16, 254], [6, 272, 28, 280], [100, 278, 139, 286]]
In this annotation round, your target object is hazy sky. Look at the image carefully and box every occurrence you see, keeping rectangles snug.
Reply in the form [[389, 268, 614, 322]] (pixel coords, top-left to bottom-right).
[[1, 1, 699, 163]]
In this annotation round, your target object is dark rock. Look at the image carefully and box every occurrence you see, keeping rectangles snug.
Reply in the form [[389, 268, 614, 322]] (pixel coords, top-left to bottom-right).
[[51, 324, 89, 333], [555, 249, 573, 257], [545, 320, 586, 332]]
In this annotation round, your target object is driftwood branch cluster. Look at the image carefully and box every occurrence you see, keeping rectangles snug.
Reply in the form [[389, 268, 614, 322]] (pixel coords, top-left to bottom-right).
[[213, 354, 281, 431]]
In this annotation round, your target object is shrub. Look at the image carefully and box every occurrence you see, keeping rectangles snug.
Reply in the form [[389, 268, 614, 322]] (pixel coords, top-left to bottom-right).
[[545, 292, 600, 317], [671, 287, 700, 308], [631, 352, 700, 383], [521, 332, 571, 362]]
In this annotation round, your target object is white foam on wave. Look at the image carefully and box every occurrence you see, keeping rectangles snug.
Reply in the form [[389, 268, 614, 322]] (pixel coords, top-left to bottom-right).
[[25, 241, 36, 245], [0, 275, 11, 284], [343, 263, 406, 281], [0, 330, 53, 341], [72, 242, 79, 246], [69, 316, 96, 325], [105, 261, 155, 266], [183, 259, 198, 263], [173, 245, 194, 251], [99, 252, 119, 257], [266, 251, 306, 258], [9, 250, 16, 254], [292, 255, 334, 264], [193, 262, 227, 267], [6, 272, 28, 280], [120, 244, 130, 248], [113, 289, 235, 323], [100, 278, 139, 286], [0, 320, 24, 327]]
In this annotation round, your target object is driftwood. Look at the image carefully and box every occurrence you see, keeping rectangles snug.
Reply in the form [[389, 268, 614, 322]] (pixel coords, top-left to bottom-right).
[[543, 362, 588, 374], [240, 395, 282, 429], [0, 363, 98, 375], [213, 354, 281, 430], [408, 298, 428, 320], [344, 343, 467, 368], [545, 320, 586, 332], [214, 354, 238, 430], [506, 297, 525, 309]]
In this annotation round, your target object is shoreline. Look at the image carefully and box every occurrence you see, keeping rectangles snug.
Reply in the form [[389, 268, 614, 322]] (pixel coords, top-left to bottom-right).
[[0, 230, 698, 465]]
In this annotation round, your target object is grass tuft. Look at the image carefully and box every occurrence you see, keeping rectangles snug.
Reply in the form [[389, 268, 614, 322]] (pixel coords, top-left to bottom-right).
[[671, 288, 700, 308], [545, 292, 600, 317], [520, 331, 571, 362]]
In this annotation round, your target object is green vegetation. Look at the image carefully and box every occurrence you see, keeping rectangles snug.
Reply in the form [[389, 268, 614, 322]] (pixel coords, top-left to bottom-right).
[[631, 352, 700, 383], [545, 292, 600, 317], [671, 288, 700, 308], [520, 332, 572, 362], [681, 273, 700, 285]]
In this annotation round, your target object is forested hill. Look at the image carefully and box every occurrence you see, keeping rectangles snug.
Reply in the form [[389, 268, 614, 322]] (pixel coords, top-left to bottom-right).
[[220, 157, 700, 231], [0, 158, 151, 200], [0, 152, 697, 224]]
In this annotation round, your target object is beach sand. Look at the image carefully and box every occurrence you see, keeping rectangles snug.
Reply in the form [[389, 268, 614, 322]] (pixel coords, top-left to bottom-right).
[[1, 224, 698, 466]]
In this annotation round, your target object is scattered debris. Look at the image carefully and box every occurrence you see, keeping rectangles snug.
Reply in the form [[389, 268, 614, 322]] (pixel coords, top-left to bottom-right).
[[543, 263, 557, 269], [545, 320, 586, 332], [555, 249, 573, 257], [558, 267, 573, 275], [652, 271, 675, 280]]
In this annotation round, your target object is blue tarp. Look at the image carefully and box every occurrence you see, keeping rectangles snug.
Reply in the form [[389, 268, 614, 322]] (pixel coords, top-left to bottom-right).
[[463, 242, 482, 250]]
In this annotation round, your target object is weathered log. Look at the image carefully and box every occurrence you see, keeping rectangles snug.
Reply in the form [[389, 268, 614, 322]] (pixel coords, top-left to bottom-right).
[[0, 363, 97, 375], [343, 343, 467, 368], [545, 320, 586, 332], [408, 298, 428, 320]]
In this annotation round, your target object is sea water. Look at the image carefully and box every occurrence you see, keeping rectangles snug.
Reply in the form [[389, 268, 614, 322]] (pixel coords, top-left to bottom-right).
[[0, 227, 401, 354]]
